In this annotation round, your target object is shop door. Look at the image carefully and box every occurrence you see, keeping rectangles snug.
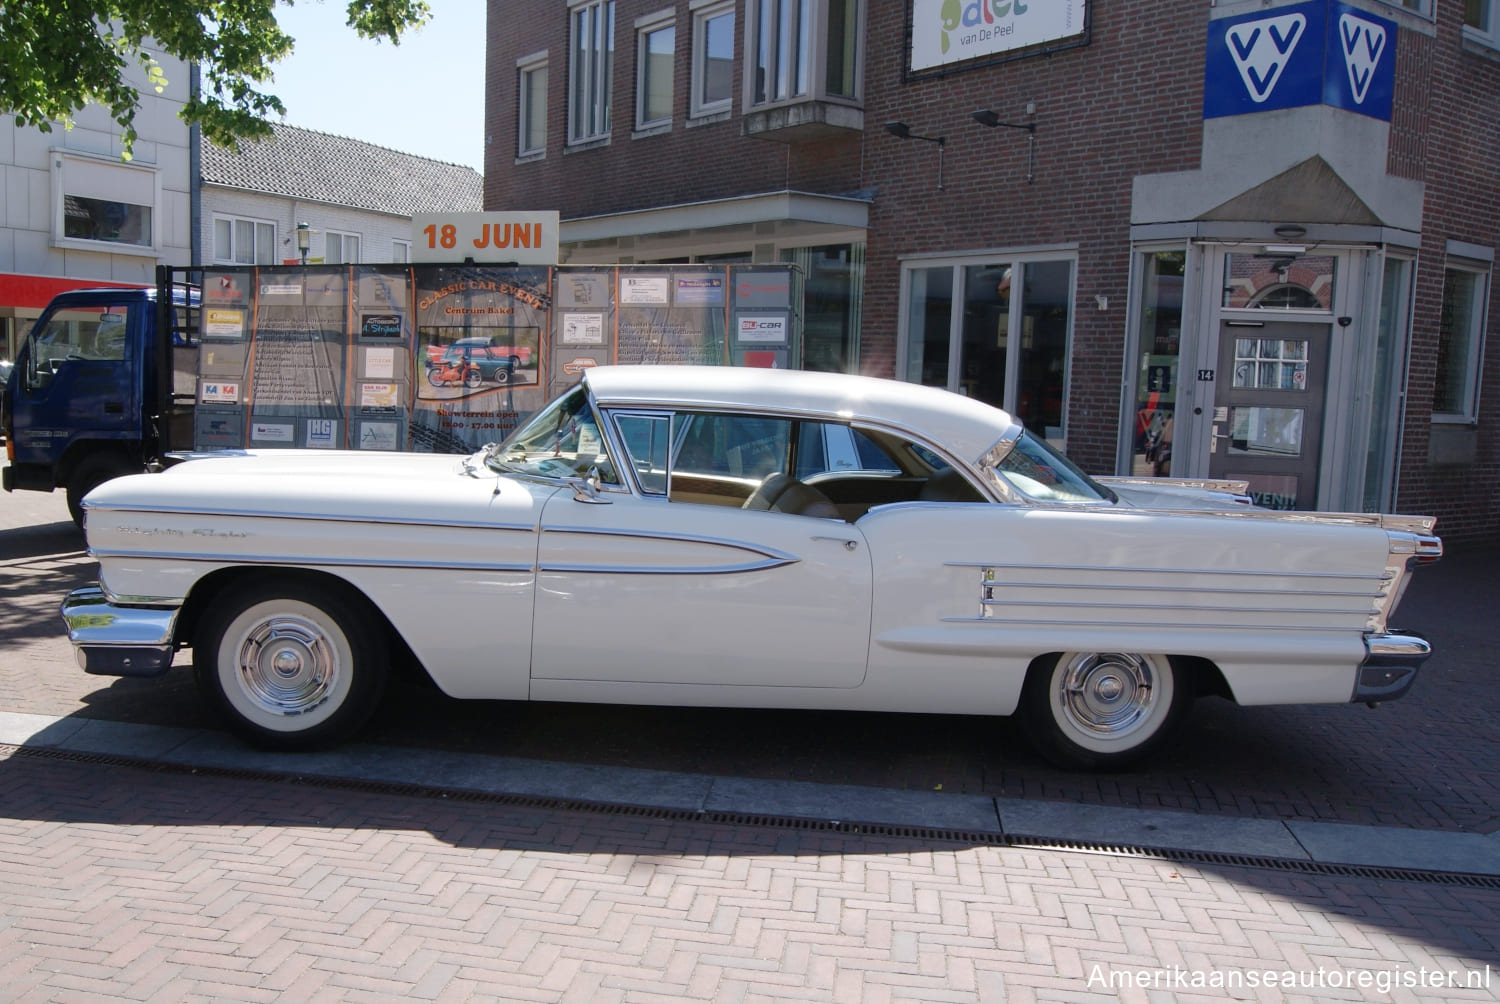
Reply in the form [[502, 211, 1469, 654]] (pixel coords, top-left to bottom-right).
[[1208, 321, 1329, 510]]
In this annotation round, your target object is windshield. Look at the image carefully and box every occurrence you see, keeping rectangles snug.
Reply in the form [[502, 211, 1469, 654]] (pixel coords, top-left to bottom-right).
[[485, 385, 619, 484], [989, 432, 1112, 503]]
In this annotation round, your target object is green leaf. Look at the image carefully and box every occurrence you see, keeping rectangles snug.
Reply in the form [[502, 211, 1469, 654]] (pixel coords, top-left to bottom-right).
[[0, 1, 428, 158]]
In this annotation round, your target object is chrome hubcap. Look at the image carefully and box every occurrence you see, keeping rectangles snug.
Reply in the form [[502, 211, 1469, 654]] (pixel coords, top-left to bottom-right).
[[236, 615, 337, 716], [1058, 653, 1156, 737]]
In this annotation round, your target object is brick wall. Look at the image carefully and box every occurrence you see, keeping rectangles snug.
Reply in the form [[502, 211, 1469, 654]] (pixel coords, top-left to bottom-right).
[[485, 0, 1499, 543]]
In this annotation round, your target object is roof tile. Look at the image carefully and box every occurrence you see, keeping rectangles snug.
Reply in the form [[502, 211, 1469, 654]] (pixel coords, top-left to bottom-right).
[[200, 122, 482, 217]]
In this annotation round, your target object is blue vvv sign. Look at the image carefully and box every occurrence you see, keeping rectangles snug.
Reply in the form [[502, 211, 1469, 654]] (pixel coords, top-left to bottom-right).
[[1204, 0, 1396, 121]]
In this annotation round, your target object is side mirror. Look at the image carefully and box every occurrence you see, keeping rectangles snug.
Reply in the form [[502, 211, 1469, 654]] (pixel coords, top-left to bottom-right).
[[567, 466, 610, 504]]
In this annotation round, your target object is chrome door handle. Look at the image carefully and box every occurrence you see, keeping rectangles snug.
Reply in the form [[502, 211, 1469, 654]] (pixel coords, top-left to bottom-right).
[[811, 535, 859, 551]]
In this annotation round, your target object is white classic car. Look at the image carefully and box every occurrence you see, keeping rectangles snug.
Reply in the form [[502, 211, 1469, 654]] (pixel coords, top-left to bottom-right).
[[62, 366, 1441, 769]]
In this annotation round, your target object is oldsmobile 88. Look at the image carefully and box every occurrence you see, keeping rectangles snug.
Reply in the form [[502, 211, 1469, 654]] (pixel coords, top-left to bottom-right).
[[62, 366, 1440, 769]]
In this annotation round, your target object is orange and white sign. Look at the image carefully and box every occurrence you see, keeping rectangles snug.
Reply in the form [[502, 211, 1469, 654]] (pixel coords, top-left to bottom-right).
[[410, 211, 560, 265]]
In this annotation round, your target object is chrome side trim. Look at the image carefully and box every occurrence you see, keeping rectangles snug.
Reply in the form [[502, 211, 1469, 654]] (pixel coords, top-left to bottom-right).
[[540, 558, 798, 575], [87, 549, 536, 573], [539, 525, 800, 575], [60, 586, 179, 678], [954, 560, 1383, 581], [981, 580, 1381, 598], [543, 524, 799, 562], [941, 615, 1354, 632], [979, 598, 1371, 616], [1097, 476, 1252, 496], [82, 502, 537, 534]]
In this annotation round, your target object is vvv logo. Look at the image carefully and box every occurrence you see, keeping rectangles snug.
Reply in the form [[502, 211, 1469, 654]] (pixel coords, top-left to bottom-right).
[[1338, 12, 1386, 104], [1226, 12, 1306, 103]]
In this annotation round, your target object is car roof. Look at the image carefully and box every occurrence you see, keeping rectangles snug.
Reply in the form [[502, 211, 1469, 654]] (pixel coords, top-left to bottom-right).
[[581, 365, 1017, 464]]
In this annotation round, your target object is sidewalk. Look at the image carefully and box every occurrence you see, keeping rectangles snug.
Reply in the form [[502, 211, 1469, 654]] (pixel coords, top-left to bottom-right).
[[5, 710, 1497, 878]]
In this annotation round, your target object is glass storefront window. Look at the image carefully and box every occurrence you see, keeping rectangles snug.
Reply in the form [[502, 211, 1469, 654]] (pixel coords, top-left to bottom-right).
[[1017, 261, 1070, 439], [1363, 257, 1409, 511], [1222, 254, 1336, 309], [1131, 250, 1184, 477], [783, 243, 864, 373], [959, 263, 1009, 405], [905, 266, 953, 387], [902, 256, 1074, 443]]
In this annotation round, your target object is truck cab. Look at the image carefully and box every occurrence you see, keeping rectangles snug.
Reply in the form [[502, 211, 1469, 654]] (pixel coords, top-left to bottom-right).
[[3, 284, 194, 526]]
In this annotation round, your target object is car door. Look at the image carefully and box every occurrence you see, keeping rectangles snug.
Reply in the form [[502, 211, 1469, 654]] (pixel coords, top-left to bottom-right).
[[528, 410, 873, 693]]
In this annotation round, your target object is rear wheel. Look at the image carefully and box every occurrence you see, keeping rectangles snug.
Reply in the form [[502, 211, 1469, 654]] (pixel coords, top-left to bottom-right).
[[193, 578, 389, 751], [66, 454, 140, 529], [1019, 652, 1190, 770], [427, 368, 445, 387]]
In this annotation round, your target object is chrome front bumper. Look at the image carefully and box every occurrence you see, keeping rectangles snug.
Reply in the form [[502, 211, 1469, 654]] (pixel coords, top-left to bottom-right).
[[1352, 631, 1431, 703], [60, 586, 179, 677]]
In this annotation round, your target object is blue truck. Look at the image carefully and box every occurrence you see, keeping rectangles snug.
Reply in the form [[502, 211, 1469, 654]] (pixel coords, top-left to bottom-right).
[[2, 272, 198, 526]]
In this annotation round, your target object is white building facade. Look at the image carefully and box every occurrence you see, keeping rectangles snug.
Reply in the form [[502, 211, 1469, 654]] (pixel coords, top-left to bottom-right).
[[0, 46, 192, 361]]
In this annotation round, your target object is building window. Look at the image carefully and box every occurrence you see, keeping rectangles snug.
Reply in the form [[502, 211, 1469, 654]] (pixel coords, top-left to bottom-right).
[[691, 0, 735, 117], [783, 243, 863, 373], [392, 240, 410, 263], [52, 152, 160, 253], [1434, 263, 1489, 422], [65, 196, 152, 246], [1129, 250, 1186, 478], [746, 0, 861, 108], [212, 216, 275, 264], [636, 12, 675, 130], [901, 254, 1075, 446], [569, 0, 615, 144], [325, 231, 361, 264], [1466, 0, 1498, 45], [518, 51, 548, 156]]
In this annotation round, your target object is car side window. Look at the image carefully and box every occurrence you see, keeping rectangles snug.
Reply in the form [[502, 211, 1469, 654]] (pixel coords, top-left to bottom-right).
[[794, 423, 901, 480], [613, 412, 670, 494]]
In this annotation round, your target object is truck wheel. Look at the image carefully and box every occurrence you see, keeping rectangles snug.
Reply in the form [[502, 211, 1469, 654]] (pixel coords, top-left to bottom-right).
[[1019, 652, 1190, 770], [193, 578, 389, 751], [66, 455, 140, 529]]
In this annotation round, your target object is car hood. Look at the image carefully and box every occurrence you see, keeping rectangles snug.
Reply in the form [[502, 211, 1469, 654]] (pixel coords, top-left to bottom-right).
[[82, 449, 544, 525]]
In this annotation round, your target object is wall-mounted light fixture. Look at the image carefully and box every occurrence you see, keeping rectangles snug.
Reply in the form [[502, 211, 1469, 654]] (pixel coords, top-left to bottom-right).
[[1273, 224, 1307, 240], [884, 121, 946, 190], [971, 107, 1038, 183]]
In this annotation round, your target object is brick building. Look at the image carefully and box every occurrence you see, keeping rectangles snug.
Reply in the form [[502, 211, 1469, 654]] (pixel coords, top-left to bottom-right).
[[485, 0, 1498, 544]]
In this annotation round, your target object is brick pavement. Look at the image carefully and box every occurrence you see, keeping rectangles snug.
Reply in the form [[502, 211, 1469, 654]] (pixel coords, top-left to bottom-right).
[[0, 749, 1496, 1002], [3, 486, 1497, 834]]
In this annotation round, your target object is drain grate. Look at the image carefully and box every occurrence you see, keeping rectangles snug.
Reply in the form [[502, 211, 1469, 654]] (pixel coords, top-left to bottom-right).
[[6, 742, 1497, 889]]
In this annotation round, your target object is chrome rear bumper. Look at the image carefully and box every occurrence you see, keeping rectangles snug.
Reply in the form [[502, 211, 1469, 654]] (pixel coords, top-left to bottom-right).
[[1352, 631, 1430, 703], [60, 585, 179, 677]]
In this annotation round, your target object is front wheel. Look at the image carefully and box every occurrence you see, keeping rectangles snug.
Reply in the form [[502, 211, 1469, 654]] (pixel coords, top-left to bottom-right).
[[193, 578, 389, 751], [463, 367, 483, 389], [66, 454, 141, 529], [1019, 652, 1190, 770]]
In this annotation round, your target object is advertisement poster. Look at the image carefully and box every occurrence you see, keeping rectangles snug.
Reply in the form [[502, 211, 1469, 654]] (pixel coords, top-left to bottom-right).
[[909, 0, 1087, 74], [191, 263, 800, 455], [410, 265, 552, 451]]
